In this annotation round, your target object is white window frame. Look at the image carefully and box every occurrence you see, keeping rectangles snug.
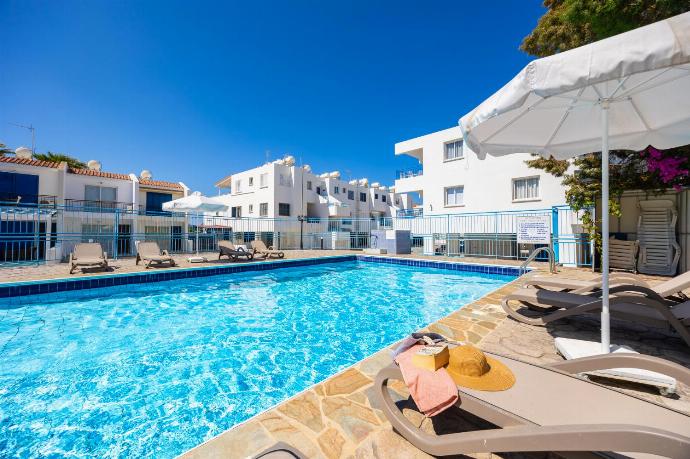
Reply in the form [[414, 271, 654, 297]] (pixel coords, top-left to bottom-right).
[[444, 139, 464, 162], [444, 185, 464, 207], [85, 185, 118, 202], [259, 173, 269, 188], [234, 179, 243, 194], [248, 204, 254, 214], [306, 180, 312, 190], [259, 202, 268, 217], [249, 177, 254, 187], [334, 185, 339, 194], [511, 176, 541, 202]]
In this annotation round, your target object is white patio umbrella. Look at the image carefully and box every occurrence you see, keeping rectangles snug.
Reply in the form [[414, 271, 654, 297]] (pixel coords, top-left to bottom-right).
[[162, 192, 228, 256], [460, 12, 690, 353]]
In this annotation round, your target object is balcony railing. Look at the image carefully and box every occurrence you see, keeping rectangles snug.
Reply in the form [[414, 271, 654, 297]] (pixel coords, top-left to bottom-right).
[[396, 169, 423, 180], [0, 193, 57, 208], [64, 199, 135, 212], [397, 208, 423, 218]]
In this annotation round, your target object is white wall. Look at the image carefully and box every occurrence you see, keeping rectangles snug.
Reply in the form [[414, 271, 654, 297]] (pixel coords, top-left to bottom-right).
[[395, 126, 569, 215], [64, 174, 134, 204], [0, 162, 65, 200]]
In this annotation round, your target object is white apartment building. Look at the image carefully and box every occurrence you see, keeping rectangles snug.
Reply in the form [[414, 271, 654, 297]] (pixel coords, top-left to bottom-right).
[[209, 156, 413, 249], [0, 150, 189, 263], [213, 156, 412, 220], [394, 126, 569, 215]]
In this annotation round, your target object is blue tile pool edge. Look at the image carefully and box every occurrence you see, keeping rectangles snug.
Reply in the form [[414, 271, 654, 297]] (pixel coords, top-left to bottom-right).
[[0, 255, 522, 299]]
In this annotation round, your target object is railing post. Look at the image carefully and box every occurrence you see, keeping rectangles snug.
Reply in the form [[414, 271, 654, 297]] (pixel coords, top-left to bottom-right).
[[551, 206, 560, 264], [113, 209, 120, 260]]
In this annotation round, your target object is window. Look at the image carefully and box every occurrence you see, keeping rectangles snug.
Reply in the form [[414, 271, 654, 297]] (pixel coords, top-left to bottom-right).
[[445, 186, 464, 206], [231, 206, 242, 218], [279, 174, 292, 187], [512, 176, 540, 201], [374, 193, 379, 200], [85, 185, 117, 203], [444, 140, 464, 161], [395, 197, 400, 205], [249, 177, 254, 187], [334, 186, 339, 194], [248, 204, 254, 214], [342, 188, 346, 194], [145, 192, 172, 212], [234, 179, 242, 194], [382, 195, 387, 203], [316, 186, 321, 195], [260, 173, 268, 188], [359, 192, 367, 202], [348, 190, 354, 200], [259, 202, 268, 217], [278, 203, 290, 216], [0, 171, 39, 204], [307, 181, 312, 190]]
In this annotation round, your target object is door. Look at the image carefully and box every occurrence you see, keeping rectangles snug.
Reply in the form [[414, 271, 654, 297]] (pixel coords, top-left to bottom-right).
[[118, 224, 132, 256]]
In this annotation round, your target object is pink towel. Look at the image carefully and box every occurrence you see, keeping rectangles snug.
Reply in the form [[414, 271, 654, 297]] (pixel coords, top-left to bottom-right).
[[394, 344, 458, 417]]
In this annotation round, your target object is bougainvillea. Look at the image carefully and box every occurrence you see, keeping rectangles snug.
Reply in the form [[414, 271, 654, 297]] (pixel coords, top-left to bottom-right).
[[642, 147, 689, 191]]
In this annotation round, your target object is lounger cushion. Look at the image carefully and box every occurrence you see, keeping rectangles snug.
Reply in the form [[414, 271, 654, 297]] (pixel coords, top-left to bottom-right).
[[460, 355, 690, 439]]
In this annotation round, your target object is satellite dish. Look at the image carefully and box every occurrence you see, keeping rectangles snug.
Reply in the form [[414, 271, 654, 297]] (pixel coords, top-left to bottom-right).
[[140, 170, 152, 180], [14, 147, 32, 159], [87, 160, 101, 171]]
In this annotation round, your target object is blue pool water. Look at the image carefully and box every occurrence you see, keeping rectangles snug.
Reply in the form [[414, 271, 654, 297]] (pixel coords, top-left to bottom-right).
[[0, 260, 513, 458]]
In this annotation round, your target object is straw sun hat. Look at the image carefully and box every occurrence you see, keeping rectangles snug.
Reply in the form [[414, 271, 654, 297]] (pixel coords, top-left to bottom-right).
[[445, 345, 515, 391]]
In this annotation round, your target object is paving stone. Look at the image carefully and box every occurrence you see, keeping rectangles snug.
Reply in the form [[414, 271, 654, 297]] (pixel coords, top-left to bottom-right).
[[278, 390, 324, 433], [324, 368, 372, 396], [258, 412, 324, 458], [318, 427, 347, 459], [321, 397, 381, 443]]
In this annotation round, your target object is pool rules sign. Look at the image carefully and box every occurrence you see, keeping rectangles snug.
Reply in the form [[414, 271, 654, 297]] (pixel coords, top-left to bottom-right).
[[516, 215, 551, 245]]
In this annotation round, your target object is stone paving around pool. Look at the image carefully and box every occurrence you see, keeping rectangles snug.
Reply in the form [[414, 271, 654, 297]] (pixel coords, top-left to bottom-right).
[[181, 268, 690, 459]]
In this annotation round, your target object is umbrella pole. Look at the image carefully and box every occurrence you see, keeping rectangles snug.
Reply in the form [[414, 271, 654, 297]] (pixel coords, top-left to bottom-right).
[[601, 101, 611, 354], [195, 213, 200, 256]]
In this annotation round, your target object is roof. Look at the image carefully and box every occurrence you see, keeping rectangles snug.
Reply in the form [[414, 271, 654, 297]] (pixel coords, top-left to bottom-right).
[[0, 156, 62, 169], [214, 174, 232, 188], [139, 179, 184, 191], [68, 167, 131, 181]]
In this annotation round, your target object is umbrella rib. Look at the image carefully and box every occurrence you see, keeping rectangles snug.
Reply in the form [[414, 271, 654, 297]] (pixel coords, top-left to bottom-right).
[[620, 70, 690, 99], [545, 87, 586, 147], [608, 76, 631, 99], [627, 97, 652, 131], [483, 97, 547, 143], [616, 67, 679, 98]]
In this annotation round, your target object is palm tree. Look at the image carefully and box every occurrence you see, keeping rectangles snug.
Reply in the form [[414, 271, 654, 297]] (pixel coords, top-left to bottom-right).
[[0, 143, 12, 156], [33, 152, 87, 169]]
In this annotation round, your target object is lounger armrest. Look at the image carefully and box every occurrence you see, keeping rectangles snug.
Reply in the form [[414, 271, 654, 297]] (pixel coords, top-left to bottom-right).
[[608, 284, 665, 301], [374, 365, 689, 456], [548, 354, 690, 387], [162, 250, 170, 256]]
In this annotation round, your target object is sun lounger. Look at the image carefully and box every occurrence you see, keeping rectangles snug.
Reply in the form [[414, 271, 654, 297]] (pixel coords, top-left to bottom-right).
[[136, 241, 176, 268], [218, 240, 254, 261], [522, 270, 690, 299], [502, 286, 690, 347], [69, 243, 109, 274], [252, 442, 305, 459], [250, 240, 284, 259], [374, 352, 690, 457]]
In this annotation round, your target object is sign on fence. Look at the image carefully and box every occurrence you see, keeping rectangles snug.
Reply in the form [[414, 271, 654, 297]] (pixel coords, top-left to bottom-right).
[[516, 215, 551, 244]]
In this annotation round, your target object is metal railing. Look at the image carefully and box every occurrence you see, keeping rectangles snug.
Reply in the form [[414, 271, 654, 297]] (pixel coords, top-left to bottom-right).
[[0, 205, 592, 267], [396, 169, 423, 180], [397, 208, 423, 218], [519, 246, 556, 275], [64, 199, 135, 212], [0, 193, 57, 208]]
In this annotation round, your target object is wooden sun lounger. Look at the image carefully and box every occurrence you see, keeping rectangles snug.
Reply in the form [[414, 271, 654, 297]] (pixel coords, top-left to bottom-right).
[[69, 243, 109, 274], [522, 270, 690, 299], [136, 241, 176, 268], [250, 240, 284, 259], [502, 286, 690, 347], [374, 352, 690, 457], [218, 240, 254, 261]]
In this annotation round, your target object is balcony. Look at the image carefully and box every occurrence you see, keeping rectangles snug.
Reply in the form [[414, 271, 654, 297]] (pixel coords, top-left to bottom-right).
[[0, 193, 57, 208], [397, 208, 423, 218], [64, 199, 134, 212], [394, 168, 423, 194]]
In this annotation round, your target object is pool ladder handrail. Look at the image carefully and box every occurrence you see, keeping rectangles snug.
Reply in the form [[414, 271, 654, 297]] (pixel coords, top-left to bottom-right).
[[519, 246, 556, 276]]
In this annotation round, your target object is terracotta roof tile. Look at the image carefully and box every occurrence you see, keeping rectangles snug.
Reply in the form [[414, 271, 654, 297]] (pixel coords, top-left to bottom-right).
[[0, 156, 62, 169], [68, 168, 131, 181], [139, 179, 184, 191]]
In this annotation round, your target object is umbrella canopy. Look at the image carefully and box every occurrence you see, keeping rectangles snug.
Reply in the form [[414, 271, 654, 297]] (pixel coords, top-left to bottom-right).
[[162, 192, 228, 213], [459, 12, 690, 353], [461, 12, 690, 158]]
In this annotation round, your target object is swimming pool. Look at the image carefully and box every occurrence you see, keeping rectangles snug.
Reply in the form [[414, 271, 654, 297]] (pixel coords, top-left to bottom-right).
[[0, 258, 515, 458]]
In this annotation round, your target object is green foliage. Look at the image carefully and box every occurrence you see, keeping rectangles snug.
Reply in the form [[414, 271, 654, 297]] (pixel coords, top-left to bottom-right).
[[522, 0, 690, 57], [33, 152, 87, 169], [0, 143, 13, 156]]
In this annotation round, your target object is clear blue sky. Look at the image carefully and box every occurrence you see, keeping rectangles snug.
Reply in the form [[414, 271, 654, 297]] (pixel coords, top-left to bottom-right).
[[1, 1, 545, 194]]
